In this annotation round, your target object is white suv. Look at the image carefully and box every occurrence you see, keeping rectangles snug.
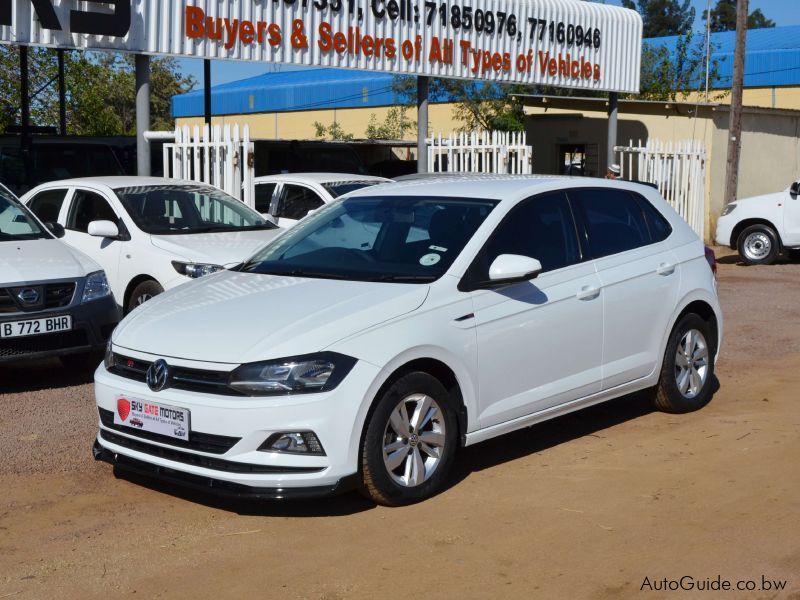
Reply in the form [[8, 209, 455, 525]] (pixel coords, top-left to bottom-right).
[[22, 177, 282, 312], [93, 177, 722, 505], [715, 179, 800, 265]]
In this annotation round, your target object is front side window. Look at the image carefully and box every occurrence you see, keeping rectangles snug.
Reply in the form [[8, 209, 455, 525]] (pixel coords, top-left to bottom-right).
[[280, 185, 325, 220], [0, 189, 48, 240], [569, 189, 650, 258], [28, 188, 68, 223], [242, 195, 497, 283], [115, 184, 275, 235], [465, 191, 581, 283], [67, 190, 118, 233]]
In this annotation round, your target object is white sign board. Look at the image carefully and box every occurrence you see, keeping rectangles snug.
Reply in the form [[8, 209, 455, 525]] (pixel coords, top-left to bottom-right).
[[0, 0, 642, 92]]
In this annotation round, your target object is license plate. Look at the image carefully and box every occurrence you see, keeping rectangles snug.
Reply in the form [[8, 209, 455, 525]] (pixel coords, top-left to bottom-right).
[[0, 315, 72, 339], [113, 396, 190, 441]]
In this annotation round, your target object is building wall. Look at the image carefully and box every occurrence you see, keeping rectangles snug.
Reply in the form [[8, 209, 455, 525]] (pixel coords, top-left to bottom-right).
[[682, 87, 800, 111]]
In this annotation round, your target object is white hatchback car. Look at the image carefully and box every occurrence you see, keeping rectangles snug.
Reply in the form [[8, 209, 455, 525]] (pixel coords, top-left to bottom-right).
[[22, 177, 282, 313], [94, 177, 722, 505], [715, 178, 800, 264], [254, 173, 391, 227]]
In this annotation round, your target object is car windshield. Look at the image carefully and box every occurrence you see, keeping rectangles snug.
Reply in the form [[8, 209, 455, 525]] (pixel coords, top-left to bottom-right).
[[115, 184, 277, 235], [241, 195, 497, 283], [0, 186, 48, 241], [321, 181, 383, 198]]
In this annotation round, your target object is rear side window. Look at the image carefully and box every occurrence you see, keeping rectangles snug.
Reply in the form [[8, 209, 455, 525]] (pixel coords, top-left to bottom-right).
[[254, 183, 277, 214], [634, 194, 673, 242], [67, 190, 117, 233], [28, 189, 68, 223], [280, 185, 324, 220], [569, 189, 650, 258]]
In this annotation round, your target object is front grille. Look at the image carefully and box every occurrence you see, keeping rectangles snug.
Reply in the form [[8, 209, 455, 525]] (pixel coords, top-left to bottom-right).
[[0, 330, 89, 358], [99, 407, 239, 454], [100, 429, 323, 474], [109, 354, 242, 396], [0, 282, 76, 314]]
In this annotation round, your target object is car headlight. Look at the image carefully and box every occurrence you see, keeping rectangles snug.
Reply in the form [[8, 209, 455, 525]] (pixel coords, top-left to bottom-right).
[[720, 203, 737, 217], [172, 261, 224, 279], [229, 352, 357, 396], [82, 271, 111, 303], [104, 340, 116, 370]]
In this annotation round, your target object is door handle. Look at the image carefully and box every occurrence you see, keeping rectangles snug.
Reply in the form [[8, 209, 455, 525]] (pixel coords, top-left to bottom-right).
[[656, 262, 676, 276], [576, 285, 600, 301]]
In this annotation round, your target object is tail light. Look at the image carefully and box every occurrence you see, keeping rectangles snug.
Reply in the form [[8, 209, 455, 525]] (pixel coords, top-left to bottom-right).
[[704, 246, 717, 277]]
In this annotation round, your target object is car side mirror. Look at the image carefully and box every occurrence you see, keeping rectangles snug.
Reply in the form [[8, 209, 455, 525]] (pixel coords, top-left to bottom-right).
[[488, 254, 543, 285], [45, 221, 65, 238], [790, 181, 800, 197], [88, 220, 120, 239]]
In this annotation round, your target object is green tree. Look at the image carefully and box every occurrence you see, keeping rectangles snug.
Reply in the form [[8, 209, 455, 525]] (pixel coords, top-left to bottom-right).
[[0, 47, 194, 135], [702, 0, 776, 32], [365, 107, 416, 140], [621, 0, 695, 38], [312, 120, 354, 141]]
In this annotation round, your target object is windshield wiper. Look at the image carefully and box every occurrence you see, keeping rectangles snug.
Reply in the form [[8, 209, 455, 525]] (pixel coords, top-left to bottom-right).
[[367, 275, 436, 283], [253, 269, 349, 280]]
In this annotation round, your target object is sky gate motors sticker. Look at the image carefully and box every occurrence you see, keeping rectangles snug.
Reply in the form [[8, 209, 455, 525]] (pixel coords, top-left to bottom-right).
[[114, 397, 190, 441]]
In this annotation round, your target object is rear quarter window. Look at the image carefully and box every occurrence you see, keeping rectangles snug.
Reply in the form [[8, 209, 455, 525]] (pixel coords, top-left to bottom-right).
[[633, 193, 673, 242]]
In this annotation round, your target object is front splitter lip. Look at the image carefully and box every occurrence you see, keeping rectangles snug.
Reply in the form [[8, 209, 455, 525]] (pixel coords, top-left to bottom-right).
[[92, 440, 360, 500]]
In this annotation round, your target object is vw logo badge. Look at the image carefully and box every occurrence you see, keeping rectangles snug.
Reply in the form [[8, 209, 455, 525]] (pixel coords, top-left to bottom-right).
[[146, 359, 171, 392], [17, 288, 40, 305]]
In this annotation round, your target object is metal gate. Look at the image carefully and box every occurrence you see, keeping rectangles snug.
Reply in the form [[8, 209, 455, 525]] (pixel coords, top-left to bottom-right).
[[428, 131, 532, 175], [614, 138, 706, 239], [161, 125, 255, 209]]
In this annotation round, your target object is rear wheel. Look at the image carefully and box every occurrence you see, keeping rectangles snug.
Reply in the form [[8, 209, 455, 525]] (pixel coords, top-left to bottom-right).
[[737, 224, 779, 265], [126, 280, 163, 314], [360, 372, 458, 506], [655, 314, 716, 414]]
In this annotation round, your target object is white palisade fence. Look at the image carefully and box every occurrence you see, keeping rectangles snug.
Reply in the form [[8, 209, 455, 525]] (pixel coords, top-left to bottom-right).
[[163, 124, 255, 209], [615, 138, 706, 239], [428, 131, 532, 175]]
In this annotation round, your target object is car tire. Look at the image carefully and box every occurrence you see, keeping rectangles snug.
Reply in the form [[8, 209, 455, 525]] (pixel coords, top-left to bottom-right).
[[360, 372, 459, 506], [126, 280, 164, 314], [737, 224, 779, 265], [60, 351, 104, 372], [654, 313, 716, 414]]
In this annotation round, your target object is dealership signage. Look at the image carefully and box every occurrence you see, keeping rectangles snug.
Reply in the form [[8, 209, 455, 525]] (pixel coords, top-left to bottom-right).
[[0, 0, 642, 92]]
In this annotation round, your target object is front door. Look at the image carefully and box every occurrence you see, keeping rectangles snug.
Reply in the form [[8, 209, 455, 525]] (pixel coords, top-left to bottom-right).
[[783, 180, 800, 246], [465, 191, 604, 429]]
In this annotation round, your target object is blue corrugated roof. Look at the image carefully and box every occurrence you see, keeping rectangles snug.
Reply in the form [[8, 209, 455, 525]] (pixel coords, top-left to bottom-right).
[[172, 25, 800, 117], [645, 25, 800, 88]]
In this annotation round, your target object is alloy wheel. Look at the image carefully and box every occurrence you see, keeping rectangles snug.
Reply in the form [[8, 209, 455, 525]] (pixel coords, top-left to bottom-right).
[[674, 328, 709, 399]]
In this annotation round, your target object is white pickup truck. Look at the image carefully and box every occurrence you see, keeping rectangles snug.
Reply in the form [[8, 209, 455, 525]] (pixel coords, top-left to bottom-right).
[[715, 179, 800, 265]]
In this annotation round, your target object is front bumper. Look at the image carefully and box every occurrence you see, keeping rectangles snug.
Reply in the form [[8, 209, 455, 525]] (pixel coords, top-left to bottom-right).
[[93, 357, 382, 495], [0, 294, 120, 363], [714, 214, 735, 248]]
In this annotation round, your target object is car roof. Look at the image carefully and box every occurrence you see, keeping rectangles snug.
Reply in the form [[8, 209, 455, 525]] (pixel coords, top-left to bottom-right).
[[32, 176, 205, 190], [253, 173, 390, 184], [344, 175, 659, 202]]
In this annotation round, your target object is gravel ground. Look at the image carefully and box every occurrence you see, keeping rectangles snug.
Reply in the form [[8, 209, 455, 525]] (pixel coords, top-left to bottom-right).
[[1, 247, 799, 599]]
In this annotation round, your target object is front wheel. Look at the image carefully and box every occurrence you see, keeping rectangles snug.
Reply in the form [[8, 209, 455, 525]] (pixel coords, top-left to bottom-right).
[[654, 314, 716, 414], [737, 224, 779, 265], [360, 372, 459, 506], [126, 280, 164, 314]]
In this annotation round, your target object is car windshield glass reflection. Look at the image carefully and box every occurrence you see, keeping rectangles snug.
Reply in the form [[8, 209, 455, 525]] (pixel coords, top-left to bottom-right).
[[242, 195, 497, 283], [322, 181, 383, 198], [115, 184, 276, 235], [0, 191, 48, 241]]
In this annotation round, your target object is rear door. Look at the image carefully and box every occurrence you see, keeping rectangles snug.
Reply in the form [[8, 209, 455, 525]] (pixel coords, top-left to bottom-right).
[[569, 188, 680, 390]]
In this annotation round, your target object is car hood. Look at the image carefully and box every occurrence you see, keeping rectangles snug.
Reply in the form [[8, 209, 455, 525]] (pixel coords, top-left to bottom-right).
[[0, 238, 99, 284], [150, 229, 282, 266], [113, 270, 429, 364]]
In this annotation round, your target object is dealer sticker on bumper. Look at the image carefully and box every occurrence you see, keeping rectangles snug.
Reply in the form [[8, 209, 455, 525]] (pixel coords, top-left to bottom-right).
[[113, 396, 190, 441]]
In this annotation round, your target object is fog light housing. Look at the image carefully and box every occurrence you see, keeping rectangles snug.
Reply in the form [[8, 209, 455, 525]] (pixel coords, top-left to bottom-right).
[[258, 432, 325, 455]]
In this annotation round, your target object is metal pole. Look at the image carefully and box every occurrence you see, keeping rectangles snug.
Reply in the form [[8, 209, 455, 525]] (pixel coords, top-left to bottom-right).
[[724, 0, 748, 206], [57, 49, 67, 136], [417, 76, 429, 173], [135, 54, 151, 176], [20, 45, 31, 189], [704, 0, 712, 102], [204, 59, 212, 128], [607, 92, 619, 172]]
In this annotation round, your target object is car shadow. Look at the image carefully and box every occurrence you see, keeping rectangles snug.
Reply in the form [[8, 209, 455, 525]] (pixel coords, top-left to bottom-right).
[[107, 380, 724, 517], [0, 358, 97, 393]]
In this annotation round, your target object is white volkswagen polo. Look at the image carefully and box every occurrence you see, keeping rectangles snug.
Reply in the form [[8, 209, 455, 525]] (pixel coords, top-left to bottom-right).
[[94, 177, 722, 505]]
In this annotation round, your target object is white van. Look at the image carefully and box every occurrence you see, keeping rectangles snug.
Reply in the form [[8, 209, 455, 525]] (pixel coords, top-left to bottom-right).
[[0, 182, 120, 368]]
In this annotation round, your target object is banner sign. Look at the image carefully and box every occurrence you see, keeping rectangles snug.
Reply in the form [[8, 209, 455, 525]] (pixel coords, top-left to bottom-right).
[[0, 0, 642, 92]]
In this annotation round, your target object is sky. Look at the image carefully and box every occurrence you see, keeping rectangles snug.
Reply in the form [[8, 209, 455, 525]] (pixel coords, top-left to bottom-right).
[[175, 0, 800, 88]]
